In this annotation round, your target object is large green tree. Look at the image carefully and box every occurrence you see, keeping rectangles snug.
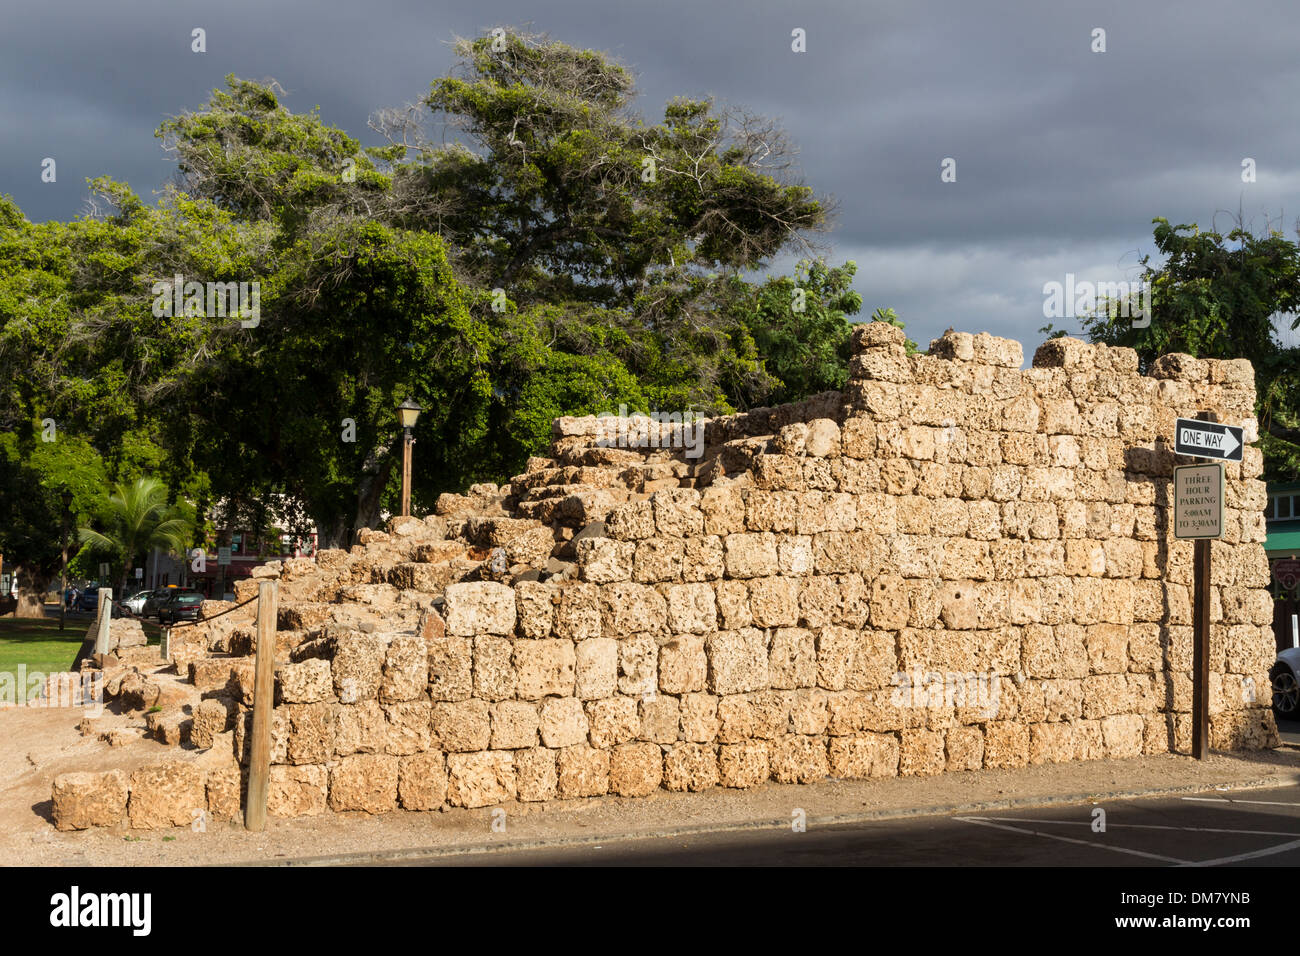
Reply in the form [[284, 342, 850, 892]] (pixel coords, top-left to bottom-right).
[[3, 30, 867, 551], [1077, 217, 1300, 479]]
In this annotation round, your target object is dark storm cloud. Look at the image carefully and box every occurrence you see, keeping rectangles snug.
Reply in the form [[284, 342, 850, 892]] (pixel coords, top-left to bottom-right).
[[4, 0, 1299, 352]]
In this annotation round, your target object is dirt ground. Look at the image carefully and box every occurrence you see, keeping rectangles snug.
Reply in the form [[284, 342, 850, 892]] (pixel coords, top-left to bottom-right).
[[5, 701, 1300, 867]]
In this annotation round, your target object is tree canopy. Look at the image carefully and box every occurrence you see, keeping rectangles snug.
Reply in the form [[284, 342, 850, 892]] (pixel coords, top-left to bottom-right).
[[0, 27, 865, 599], [1077, 216, 1300, 479]]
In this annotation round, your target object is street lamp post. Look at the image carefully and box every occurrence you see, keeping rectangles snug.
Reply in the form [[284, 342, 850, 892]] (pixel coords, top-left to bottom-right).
[[397, 398, 422, 517], [59, 490, 72, 632]]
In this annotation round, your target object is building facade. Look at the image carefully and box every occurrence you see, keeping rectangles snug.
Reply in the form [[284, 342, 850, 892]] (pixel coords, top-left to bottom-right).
[[1266, 480, 1300, 650]]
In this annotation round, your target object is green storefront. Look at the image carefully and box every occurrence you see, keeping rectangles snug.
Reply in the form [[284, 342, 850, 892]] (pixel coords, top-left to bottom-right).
[[1267, 480, 1300, 649]]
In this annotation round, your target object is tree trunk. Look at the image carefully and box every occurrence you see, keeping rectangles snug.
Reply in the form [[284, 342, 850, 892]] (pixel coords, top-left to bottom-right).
[[353, 439, 397, 543], [13, 565, 52, 619], [318, 516, 350, 551]]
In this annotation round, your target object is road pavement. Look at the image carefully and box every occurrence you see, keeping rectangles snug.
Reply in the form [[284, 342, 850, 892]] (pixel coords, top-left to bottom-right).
[[376, 782, 1300, 866]]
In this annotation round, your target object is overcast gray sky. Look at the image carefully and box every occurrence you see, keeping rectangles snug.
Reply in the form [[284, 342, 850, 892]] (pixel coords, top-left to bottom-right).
[[5, 0, 1300, 352]]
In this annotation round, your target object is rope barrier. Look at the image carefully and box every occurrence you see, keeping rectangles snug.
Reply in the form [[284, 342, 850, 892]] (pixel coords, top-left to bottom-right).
[[163, 591, 260, 631]]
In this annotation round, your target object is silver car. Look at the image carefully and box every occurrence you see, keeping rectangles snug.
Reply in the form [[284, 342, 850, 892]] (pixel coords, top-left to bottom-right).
[[1272, 647, 1300, 717]]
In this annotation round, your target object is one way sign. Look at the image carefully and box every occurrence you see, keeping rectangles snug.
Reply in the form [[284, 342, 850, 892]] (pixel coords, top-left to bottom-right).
[[1175, 417, 1244, 462]]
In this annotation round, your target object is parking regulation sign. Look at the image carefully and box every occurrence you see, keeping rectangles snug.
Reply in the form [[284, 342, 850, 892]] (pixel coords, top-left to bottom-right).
[[1174, 463, 1225, 539], [1175, 417, 1244, 462]]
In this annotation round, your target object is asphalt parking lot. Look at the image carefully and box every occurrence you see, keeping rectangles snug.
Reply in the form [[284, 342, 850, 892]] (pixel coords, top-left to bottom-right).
[[383, 782, 1300, 867]]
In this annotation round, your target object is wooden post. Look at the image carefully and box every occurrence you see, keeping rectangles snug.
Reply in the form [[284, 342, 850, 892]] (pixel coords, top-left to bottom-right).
[[93, 588, 112, 655], [244, 579, 278, 831], [1192, 537, 1211, 759], [400, 428, 413, 517]]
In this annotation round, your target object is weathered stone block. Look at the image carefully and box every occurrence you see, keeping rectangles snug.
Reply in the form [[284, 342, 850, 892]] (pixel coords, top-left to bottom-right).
[[634, 538, 685, 583], [276, 658, 333, 705], [769, 735, 829, 783], [515, 581, 557, 639], [128, 762, 207, 830], [540, 696, 589, 748], [446, 751, 516, 808], [398, 751, 448, 810], [749, 577, 800, 627], [555, 583, 602, 641], [427, 635, 473, 701], [332, 632, 385, 700], [286, 703, 335, 765], [473, 635, 516, 701], [652, 488, 704, 537], [718, 742, 770, 787], [983, 721, 1030, 768], [514, 747, 558, 802], [586, 696, 640, 748], [679, 692, 721, 742], [662, 743, 719, 791], [53, 770, 128, 831], [444, 581, 517, 635], [514, 640, 576, 699], [381, 633, 428, 702], [431, 699, 490, 752], [609, 742, 663, 796], [828, 734, 899, 779], [639, 695, 681, 743], [597, 581, 667, 636], [665, 583, 718, 634], [768, 628, 817, 689], [576, 537, 635, 583], [557, 745, 610, 798], [384, 699, 432, 755], [618, 632, 659, 697], [724, 533, 780, 578], [490, 700, 539, 749], [269, 765, 329, 817], [659, 634, 707, 694], [898, 729, 946, 776], [191, 697, 235, 750], [707, 629, 769, 695]]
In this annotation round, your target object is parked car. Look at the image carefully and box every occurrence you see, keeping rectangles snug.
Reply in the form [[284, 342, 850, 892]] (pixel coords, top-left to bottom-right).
[[120, 589, 158, 617], [141, 587, 186, 619], [74, 590, 99, 613], [156, 590, 203, 625], [1273, 647, 1300, 718]]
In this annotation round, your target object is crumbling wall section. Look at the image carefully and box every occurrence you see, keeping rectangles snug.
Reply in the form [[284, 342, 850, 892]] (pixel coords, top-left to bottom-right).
[[52, 322, 1277, 827]]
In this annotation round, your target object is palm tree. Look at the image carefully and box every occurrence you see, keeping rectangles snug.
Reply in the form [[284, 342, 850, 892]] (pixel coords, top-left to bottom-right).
[[78, 478, 193, 593]]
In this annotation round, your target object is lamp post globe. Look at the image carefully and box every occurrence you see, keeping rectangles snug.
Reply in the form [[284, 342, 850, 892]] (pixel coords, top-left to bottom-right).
[[397, 398, 422, 517]]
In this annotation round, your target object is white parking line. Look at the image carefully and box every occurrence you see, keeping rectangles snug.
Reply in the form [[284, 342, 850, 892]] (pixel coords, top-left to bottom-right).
[[972, 816, 1300, 838], [1180, 797, 1300, 808], [955, 816, 1189, 864], [1182, 838, 1300, 867]]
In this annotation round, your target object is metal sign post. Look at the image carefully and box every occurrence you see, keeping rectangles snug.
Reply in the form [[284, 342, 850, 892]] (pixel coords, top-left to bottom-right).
[[218, 546, 231, 604], [1174, 460, 1225, 760]]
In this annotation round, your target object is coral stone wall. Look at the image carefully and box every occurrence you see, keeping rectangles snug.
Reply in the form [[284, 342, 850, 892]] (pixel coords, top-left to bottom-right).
[[51, 323, 1278, 827]]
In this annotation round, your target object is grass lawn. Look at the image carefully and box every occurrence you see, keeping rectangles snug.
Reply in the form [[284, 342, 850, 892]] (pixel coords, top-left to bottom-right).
[[0, 613, 161, 700]]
